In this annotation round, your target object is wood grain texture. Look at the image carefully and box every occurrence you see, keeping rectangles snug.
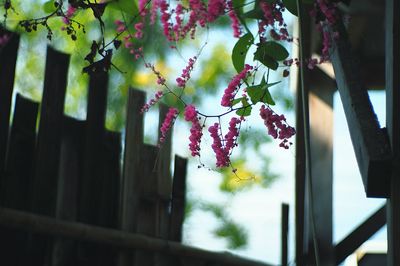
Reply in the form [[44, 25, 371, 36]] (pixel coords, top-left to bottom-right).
[[329, 21, 391, 197]]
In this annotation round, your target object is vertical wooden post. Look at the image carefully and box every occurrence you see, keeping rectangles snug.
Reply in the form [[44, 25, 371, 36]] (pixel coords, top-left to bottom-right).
[[118, 88, 145, 266], [0, 94, 38, 266], [52, 117, 85, 266], [281, 203, 289, 266], [309, 70, 335, 265], [0, 30, 19, 186], [297, 1, 334, 264], [78, 70, 109, 266], [156, 105, 174, 266], [169, 156, 187, 242], [30, 47, 69, 266], [386, 0, 400, 265]]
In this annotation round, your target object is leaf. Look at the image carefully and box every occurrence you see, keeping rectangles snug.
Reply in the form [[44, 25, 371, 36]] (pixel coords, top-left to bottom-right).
[[255, 41, 289, 61], [283, 0, 298, 16], [232, 33, 254, 73], [242, 8, 264, 20], [231, 97, 243, 106], [247, 78, 279, 105], [108, 0, 139, 16], [43, 0, 57, 13], [254, 53, 279, 70], [254, 42, 289, 70], [232, 0, 246, 15], [236, 98, 252, 116]]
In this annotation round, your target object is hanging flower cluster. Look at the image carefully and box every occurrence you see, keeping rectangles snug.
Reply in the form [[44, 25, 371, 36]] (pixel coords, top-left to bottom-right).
[[184, 105, 203, 157], [259, 105, 296, 149]]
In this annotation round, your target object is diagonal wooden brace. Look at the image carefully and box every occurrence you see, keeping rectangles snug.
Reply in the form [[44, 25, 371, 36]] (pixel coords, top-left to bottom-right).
[[328, 21, 392, 197]]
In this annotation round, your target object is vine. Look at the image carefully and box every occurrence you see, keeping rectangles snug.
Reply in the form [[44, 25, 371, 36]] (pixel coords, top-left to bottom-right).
[[0, 0, 342, 173]]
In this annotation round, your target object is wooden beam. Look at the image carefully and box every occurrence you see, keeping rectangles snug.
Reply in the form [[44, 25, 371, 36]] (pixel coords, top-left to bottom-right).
[[0, 207, 274, 266], [334, 204, 386, 264], [0, 30, 19, 188], [328, 21, 392, 197], [281, 204, 289, 266], [385, 0, 400, 265]]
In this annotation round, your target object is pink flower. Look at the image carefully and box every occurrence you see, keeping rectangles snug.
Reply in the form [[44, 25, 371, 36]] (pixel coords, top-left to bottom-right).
[[134, 22, 144, 39], [62, 5, 76, 25], [227, 0, 241, 37], [221, 64, 253, 107], [159, 107, 179, 143], [115, 20, 126, 33], [209, 123, 230, 167], [184, 105, 203, 157], [225, 117, 240, 153], [176, 56, 197, 88], [207, 0, 225, 22], [141, 90, 163, 113], [259, 105, 296, 149]]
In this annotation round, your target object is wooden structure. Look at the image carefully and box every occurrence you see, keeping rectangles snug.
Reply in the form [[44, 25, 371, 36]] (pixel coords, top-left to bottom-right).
[[0, 29, 273, 266], [295, 0, 398, 265]]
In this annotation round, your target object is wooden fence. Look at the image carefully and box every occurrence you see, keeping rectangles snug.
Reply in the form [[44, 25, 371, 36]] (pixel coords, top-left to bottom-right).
[[0, 29, 273, 266]]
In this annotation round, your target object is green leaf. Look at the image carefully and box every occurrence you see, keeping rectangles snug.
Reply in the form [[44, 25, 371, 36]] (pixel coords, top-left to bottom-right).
[[108, 0, 139, 16], [236, 98, 252, 116], [232, 0, 246, 15], [231, 97, 243, 106], [242, 8, 264, 20], [43, 0, 57, 14], [283, 0, 298, 16], [247, 78, 279, 105], [254, 53, 279, 70], [255, 41, 289, 61], [232, 33, 254, 73], [254, 42, 289, 70]]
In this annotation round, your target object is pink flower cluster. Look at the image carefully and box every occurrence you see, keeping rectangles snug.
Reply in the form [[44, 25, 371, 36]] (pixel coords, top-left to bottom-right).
[[176, 56, 197, 88], [225, 117, 240, 152], [209, 123, 230, 167], [258, 1, 291, 41], [226, 0, 241, 38], [147, 0, 241, 42], [317, 0, 337, 25], [62, 5, 76, 25], [221, 64, 253, 107], [159, 107, 179, 143], [141, 90, 163, 113], [259, 105, 296, 149], [208, 117, 241, 168], [184, 105, 203, 157]]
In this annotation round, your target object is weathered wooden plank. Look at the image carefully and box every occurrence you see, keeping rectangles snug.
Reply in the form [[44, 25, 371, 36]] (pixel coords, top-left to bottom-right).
[[0, 207, 274, 266], [134, 144, 159, 266], [51, 117, 85, 266], [309, 70, 335, 266], [281, 203, 289, 266], [334, 204, 386, 264], [77, 70, 110, 266], [0, 94, 38, 266], [118, 88, 145, 266], [157, 104, 173, 240], [29, 46, 69, 266], [385, 0, 400, 265], [156, 104, 174, 266], [169, 156, 187, 242], [328, 20, 391, 197], [0, 29, 19, 187], [294, 4, 309, 265], [164, 156, 187, 266]]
